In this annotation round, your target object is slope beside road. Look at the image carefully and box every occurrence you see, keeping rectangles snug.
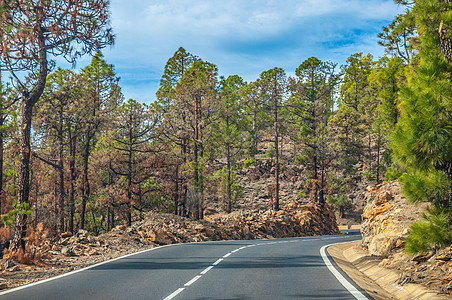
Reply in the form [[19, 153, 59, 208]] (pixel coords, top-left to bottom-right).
[[1, 232, 368, 300]]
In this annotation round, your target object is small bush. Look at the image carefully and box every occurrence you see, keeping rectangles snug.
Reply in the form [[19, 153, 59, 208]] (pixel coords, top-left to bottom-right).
[[405, 212, 452, 255], [243, 159, 256, 168], [385, 167, 402, 181]]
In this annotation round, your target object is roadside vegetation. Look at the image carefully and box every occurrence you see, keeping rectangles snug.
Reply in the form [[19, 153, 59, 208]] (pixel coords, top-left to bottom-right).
[[0, 0, 449, 260]]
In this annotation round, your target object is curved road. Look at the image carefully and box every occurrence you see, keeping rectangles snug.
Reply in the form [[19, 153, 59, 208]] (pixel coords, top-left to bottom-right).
[[0, 231, 369, 299]]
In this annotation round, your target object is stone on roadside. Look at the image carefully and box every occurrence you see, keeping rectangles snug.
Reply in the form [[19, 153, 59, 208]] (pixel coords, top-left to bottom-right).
[[4, 259, 15, 270], [0, 278, 7, 290], [61, 246, 75, 257]]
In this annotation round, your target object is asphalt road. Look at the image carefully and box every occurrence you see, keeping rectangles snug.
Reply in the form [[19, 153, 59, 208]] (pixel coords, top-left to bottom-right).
[[0, 231, 370, 299]]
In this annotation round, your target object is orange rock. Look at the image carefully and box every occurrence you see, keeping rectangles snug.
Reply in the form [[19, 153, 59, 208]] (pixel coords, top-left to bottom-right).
[[362, 202, 393, 219], [374, 191, 393, 205]]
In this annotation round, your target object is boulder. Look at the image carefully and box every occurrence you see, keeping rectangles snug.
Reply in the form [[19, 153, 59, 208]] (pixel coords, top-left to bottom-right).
[[61, 245, 76, 257]]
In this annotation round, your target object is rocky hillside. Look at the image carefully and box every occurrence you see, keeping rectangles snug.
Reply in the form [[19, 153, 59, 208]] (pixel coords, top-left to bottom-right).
[[360, 181, 452, 295]]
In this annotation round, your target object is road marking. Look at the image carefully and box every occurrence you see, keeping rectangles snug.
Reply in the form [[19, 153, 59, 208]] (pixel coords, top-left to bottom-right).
[[163, 288, 185, 300], [184, 275, 202, 287], [163, 244, 254, 299], [200, 266, 213, 275], [320, 243, 369, 300], [0, 243, 179, 297]]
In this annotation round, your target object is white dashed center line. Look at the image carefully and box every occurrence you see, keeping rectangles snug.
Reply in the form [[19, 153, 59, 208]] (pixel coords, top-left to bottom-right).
[[163, 240, 287, 300], [184, 275, 202, 287], [163, 288, 185, 300], [200, 266, 214, 275], [162, 244, 254, 299]]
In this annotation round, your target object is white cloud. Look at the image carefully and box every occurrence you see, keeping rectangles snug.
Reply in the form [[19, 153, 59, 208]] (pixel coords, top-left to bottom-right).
[[97, 0, 405, 103]]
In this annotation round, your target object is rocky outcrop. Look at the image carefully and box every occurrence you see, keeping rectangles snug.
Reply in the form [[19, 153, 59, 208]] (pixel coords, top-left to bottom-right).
[[211, 202, 340, 240], [361, 181, 424, 257], [360, 181, 452, 295]]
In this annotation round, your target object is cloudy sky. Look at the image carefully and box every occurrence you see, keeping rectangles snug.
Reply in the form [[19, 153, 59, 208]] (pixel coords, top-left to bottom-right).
[[79, 0, 405, 103]]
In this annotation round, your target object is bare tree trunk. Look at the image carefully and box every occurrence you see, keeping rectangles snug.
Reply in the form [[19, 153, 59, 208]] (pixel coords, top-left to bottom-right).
[[58, 110, 65, 233], [227, 143, 232, 213], [174, 164, 179, 215], [0, 70, 3, 215], [12, 103, 33, 251], [273, 88, 280, 211], [193, 94, 201, 219], [80, 136, 91, 230], [127, 141, 132, 227], [11, 31, 48, 251], [252, 110, 257, 159], [68, 128, 76, 234], [0, 116, 3, 215]]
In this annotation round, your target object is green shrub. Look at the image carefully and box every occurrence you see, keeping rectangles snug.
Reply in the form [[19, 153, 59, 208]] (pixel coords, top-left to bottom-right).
[[405, 212, 452, 255], [385, 167, 402, 181]]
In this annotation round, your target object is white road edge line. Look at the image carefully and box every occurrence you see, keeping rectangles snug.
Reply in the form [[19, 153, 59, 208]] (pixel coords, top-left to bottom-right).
[[200, 266, 214, 275], [163, 287, 185, 300], [320, 243, 369, 300], [0, 243, 178, 297], [184, 275, 202, 287]]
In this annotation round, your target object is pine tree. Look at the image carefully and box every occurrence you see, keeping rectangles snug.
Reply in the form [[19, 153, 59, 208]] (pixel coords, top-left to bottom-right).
[[78, 51, 122, 229], [391, 0, 452, 253], [259, 68, 287, 210], [0, 0, 114, 250], [108, 99, 159, 226], [213, 75, 246, 212], [172, 60, 219, 219], [288, 57, 337, 204]]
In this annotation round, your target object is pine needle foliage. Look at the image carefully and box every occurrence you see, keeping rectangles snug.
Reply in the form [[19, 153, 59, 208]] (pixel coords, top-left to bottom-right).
[[390, 0, 452, 254]]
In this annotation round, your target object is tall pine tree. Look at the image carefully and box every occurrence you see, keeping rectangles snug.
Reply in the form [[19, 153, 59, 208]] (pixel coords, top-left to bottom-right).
[[391, 0, 452, 253]]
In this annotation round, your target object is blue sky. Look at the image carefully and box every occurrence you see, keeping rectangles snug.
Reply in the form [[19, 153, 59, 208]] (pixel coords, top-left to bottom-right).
[[75, 0, 406, 103]]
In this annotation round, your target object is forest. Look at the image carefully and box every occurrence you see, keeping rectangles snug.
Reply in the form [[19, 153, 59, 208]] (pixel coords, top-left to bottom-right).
[[0, 0, 450, 256]]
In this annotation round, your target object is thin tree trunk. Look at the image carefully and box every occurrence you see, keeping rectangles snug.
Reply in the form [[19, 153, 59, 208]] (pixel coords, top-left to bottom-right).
[[193, 94, 201, 219], [80, 135, 91, 230], [0, 70, 3, 215], [68, 128, 76, 234], [107, 206, 111, 232], [58, 111, 65, 233], [174, 164, 179, 215], [11, 30, 48, 251], [127, 141, 132, 227], [273, 87, 280, 211], [227, 142, 232, 213], [376, 132, 381, 184], [0, 118, 3, 215]]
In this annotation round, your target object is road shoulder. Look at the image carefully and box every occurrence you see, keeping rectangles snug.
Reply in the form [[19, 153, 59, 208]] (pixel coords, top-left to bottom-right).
[[328, 241, 449, 300]]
